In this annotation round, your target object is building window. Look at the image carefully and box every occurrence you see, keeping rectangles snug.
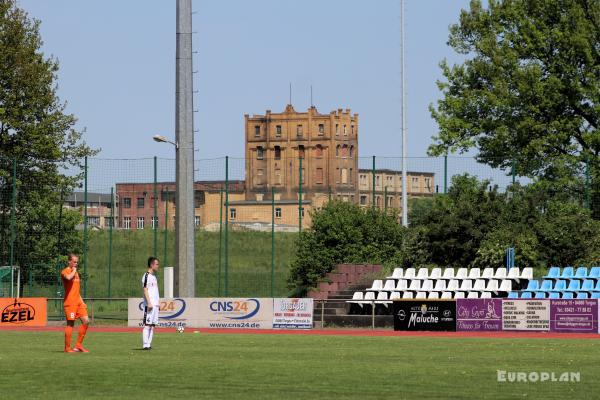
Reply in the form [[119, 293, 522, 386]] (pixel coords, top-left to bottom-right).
[[335, 124, 339, 135], [300, 207, 305, 218], [298, 145, 305, 159], [123, 217, 131, 229], [254, 125, 261, 137], [275, 168, 282, 185], [351, 125, 355, 135], [87, 216, 100, 226], [425, 177, 432, 192], [151, 216, 158, 229], [194, 216, 200, 228], [360, 195, 367, 205], [137, 217, 144, 230], [350, 145, 354, 158], [276, 125, 282, 137], [318, 124, 324, 135], [341, 168, 348, 184], [315, 168, 323, 184], [257, 146, 264, 160], [315, 144, 323, 157], [341, 145, 348, 158], [349, 168, 353, 184], [412, 177, 419, 191], [123, 198, 131, 209], [275, 208, 282, 218], [376, 175, 381, 187], [274, 146, 281, 160], [137, 197, 145, 208], [297, 125, 303, 137], [336, 145, 340, 157], [343, 124, 347, 136], [360, 174, 367, 186], [230, 208, 236, 220], [256, 169, 264, 185], [336, 167, 340, 183], [375, 196, 382, 207], [105, 217, 113, 228]]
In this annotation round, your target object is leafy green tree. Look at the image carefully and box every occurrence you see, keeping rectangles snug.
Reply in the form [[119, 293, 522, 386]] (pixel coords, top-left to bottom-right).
[[429, 0, 600, 214], [0, 1, 96, 273], [410, 174, 505, 268], [288, 202, 405, 295]]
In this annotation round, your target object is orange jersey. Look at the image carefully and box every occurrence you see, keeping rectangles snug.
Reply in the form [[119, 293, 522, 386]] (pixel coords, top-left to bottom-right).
[[61, 267, 83, 306]]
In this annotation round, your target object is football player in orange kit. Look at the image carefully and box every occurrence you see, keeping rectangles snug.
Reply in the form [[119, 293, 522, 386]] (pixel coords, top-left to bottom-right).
[[61, 254, 90, 353]]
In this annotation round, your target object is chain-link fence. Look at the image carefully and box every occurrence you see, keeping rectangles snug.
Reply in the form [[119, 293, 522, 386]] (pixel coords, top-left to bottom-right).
[[0, 155, 596, 300]]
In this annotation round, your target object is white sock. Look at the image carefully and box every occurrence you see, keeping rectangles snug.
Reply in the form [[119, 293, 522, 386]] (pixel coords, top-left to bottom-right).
[[148, 326, 154, 347], [143, 326, 151, 348]]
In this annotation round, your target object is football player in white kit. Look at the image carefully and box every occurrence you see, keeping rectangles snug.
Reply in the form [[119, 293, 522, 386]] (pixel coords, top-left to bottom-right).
[[142, 257, 160, 350]]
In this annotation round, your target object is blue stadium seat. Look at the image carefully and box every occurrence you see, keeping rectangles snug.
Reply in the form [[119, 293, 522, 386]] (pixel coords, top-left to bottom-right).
[[508, 291, 519, 298], [534, 291, 546, 299], [520, 291, 533, 299], [544, 266, 560, 279], [581, 280, 595, 292], [565, 280, 581, 292], [525, 280, 539, 291], [560, 292, 573, 299], [574, 267, 588, 279], [592, 292, 600, 299], [577, 292, 589, 299], [550, 280, 566, 292], [595, 280, 600, 291], [561, 267, 574, 279], [535, 280, 553, 292], [589, 267, 600, 280]]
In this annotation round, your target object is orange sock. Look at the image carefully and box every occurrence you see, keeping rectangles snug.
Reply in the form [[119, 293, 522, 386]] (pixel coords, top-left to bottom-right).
[[65, 326, 73, 349], [76, 324, 88, 346]]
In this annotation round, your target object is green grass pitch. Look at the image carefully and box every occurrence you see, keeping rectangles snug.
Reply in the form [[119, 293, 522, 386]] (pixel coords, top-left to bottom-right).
[[0, 330, 598, 399]]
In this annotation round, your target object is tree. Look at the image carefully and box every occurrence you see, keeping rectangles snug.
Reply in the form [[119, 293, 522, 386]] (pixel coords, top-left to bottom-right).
[[0, 1, 96, 272], [287, 202, 405, 295], [410, 174, 505, 268], [429, 0, 600, 214]]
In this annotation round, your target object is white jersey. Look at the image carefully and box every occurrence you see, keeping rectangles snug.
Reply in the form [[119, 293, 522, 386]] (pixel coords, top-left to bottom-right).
[[142, 272, 160, 307]]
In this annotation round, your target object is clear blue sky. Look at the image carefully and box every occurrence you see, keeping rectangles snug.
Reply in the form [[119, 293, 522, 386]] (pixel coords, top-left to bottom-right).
[[19, 0, 471, 160]]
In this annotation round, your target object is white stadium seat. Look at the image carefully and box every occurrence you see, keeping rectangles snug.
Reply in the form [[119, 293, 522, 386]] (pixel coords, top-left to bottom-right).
[[408, 280, 421, 292], [361, 291, 376, 304], [485, 279, 499, 292], [447, 279, 460, 291], [430, 268, 442, 280], [467, 291, 479, 299], [521, 267, 533, 280], [428, 292, 439, 299], [366, 279, 383, 292], [473, 279, 486, 291], [459, 280, 473, 291], [402, 292, 414, 299], [507, 267, 520, 280], [421, 280, 434, 291], [480, 292, 492, 298], [442, 268, 455, 280], [499, 280, 512, 292], [441, 291, 453, 299], [454, 291, 466, 299], [455, 268, 468, 280], [382, 279, 396, 291], [482, 268, 495, 280], [348, 291, 363, 305], [375, 291, 389, 304], [468, 268, 481, 279], [432, 280, 446, 292], [415, 268, 429, 280], [403, 268, 416, 280], [395, 279, 408, 291], [494, 268, 507, 280], [390, 291, 401, 300], [415, 291, 427, 299], [387, 267, 403, 280]]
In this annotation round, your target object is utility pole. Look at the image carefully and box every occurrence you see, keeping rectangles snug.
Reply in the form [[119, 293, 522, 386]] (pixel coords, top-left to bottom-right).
[[175, 0, 195, 297]]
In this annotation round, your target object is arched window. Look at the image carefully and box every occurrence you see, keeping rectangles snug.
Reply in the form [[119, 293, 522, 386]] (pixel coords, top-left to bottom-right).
[[349, 145, 354, 158], [341, 145, 349, 158], [336, 145, 340, 157], [257, 146, 264, 160], [315, 144, 323, 157]]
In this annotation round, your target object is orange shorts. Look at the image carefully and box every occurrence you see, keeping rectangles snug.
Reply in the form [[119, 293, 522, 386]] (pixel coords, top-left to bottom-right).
[[64, 303, 88, 321]]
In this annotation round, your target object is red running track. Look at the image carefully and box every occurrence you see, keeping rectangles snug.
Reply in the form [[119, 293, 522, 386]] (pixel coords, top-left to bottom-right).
[[0, 325, 598, 339]]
